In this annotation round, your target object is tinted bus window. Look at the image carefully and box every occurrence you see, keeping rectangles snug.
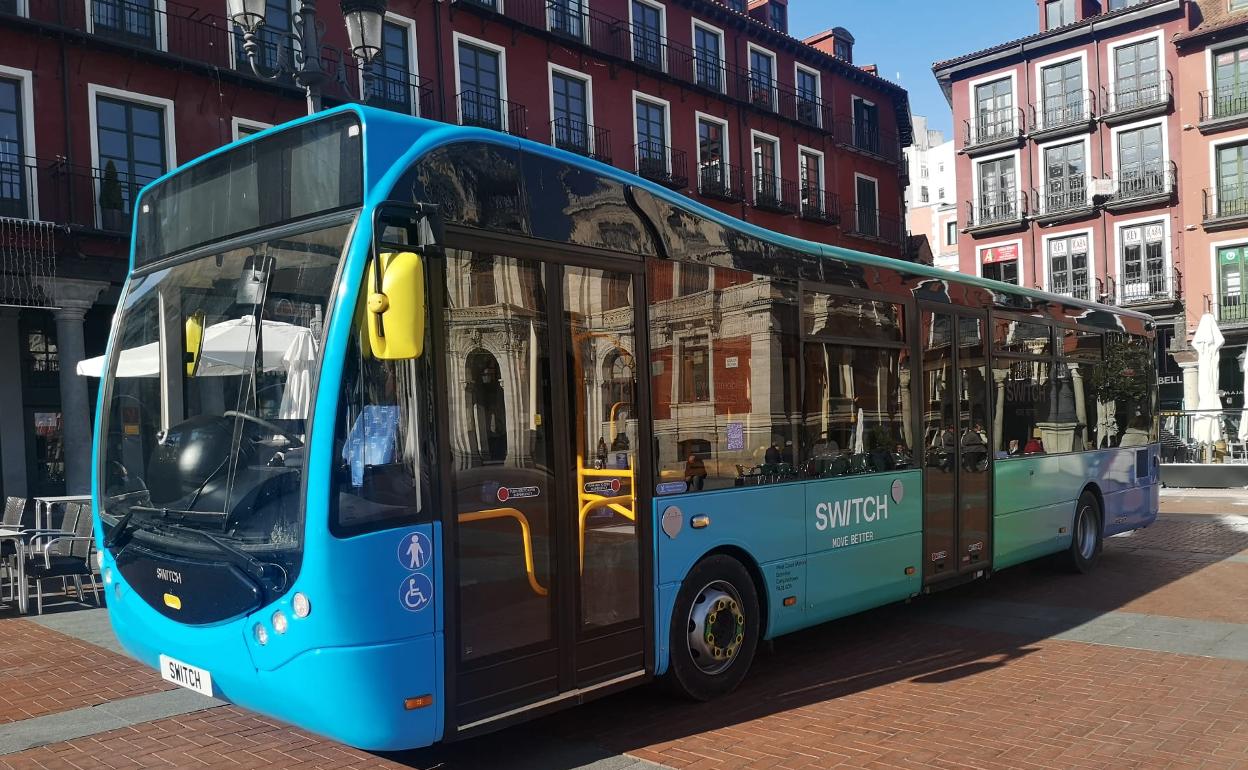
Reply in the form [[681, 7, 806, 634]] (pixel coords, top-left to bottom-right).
[[803, 291, 904, 343], [993, 359, 1056, 457], [992, 317, 1052, 357]]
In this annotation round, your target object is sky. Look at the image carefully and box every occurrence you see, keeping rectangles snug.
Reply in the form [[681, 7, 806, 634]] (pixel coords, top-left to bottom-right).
[[788, 0, 1039, 139]]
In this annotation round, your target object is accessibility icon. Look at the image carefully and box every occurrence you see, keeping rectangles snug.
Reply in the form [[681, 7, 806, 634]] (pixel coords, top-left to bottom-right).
[[399, 573, 433, 612], [398, 531, 431, 571]]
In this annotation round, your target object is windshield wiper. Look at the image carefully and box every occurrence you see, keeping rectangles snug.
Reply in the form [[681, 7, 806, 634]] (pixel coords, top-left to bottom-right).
[[163, 523, 272, 585], [104, 508, 138, 549]]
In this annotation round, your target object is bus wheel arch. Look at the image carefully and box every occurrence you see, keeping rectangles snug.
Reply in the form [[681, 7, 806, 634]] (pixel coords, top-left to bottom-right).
[[700, 545, 769, 639], [664, 550, 763, 701]]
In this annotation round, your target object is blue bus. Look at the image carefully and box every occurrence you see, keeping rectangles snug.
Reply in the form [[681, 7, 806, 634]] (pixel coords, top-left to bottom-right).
[[93, 106, 1160, 750]]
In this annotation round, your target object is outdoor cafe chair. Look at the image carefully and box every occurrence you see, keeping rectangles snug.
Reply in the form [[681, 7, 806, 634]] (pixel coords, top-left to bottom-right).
[[22, 504, 100, 615]]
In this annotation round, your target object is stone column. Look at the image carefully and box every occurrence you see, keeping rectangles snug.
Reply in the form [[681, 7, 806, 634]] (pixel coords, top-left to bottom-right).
[[1179, 360, 1200, 412], [0, 310, 29, 498], [43, 279, 108, 495]]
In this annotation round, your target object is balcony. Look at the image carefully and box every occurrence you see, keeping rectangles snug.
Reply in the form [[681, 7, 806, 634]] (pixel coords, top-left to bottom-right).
[[551, 117, 611, 164], [961, 107, 1025, 155], [1048, 274, 1093, 302], [799, 187, 840, 225], [696, 162, 745, 203], [843, 207, 904, 245], [1102, 161, 1176, 212], [1032, 177, 1094, 223], [736, 72, 778, 112], [364, 64, 435, 118], [635, 142, 687, 189], [1199, 87, 1248, 134], [1203, 185, 1248, 232], [1100, 73, 1173, 125], [964, 192, 1028, 234], [1028, 91, 1096, 140], [833, 119, 901, 165], [751, 173, 798, 215], [547, 1, 588, 43], [0, 156, 145, 234], [1211, 292, 1248, 327], [457, 91, 528, 138], [1115, 265, 1178, 307]]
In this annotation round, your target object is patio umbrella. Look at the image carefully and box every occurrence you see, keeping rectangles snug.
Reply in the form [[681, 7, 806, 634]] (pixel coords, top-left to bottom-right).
[[1191, 313, 1225, 445], [1239, 352, 1248, 444], [77, 317, 313, 378], [277, 329, 318, 420], [853, 407, 865, 455]]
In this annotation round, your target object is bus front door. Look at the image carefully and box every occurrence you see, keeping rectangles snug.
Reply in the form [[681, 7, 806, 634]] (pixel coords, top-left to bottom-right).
[[440, 247, 649, 733], [919, 307, 992, 585]]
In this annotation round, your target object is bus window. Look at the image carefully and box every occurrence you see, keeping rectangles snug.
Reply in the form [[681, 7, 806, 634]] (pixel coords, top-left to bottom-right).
[[649, 264, 800, 493], [1086, 332, 1156, 448], [1060, 328, 1102, 451], [993, 359, 1055, 456], [992, 317, 1052, 357]]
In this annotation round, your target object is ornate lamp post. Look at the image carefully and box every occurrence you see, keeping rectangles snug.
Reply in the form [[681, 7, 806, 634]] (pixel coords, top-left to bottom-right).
[[227, 0, 388, 115]]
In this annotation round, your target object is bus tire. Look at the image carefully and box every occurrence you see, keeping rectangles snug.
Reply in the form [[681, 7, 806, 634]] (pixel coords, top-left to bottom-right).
[[664, 554, 760, 702], [1064, 491, 1102, 573]]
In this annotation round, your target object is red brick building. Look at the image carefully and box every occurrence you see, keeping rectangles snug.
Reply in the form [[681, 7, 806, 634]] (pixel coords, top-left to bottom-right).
[[0, 0, 911, 500]]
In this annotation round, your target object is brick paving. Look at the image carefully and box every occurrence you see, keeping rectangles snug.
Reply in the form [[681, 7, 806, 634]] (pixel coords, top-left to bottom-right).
[[0, 508, 1246, 769]]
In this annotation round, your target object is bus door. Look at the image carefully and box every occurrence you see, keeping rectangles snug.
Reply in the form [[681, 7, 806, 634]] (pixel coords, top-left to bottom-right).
[[437, 244, 650, 733], [918, 306, 992, 585]]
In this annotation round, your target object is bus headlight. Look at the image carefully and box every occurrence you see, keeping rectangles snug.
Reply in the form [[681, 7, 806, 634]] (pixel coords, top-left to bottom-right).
[[103, 568, 113, 585], [271, 610, 288, 635], [253, 623, 268, 646], [292, 592, 311, 619]]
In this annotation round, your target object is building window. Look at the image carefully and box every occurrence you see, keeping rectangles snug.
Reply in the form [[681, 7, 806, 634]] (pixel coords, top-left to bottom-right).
[[855, 175, 879, 236], [234, 0, 291, 75], [1120, 222, 1167, 302], [1042, 141, 1087, 214], [1112, 38, 1161, 110], [1218, 245, 1248, 322], [26, 328, 58, 375], [0, 77, 29, 219], [722, 0, 744, 10], [1217, 141, 1248, 218], [981, 245, 1019, 284], [1108, 0, 1147, 8], [852, 97, 879, 154], [368, 21, 415, 114], [973, 77, 1014, 142], [549, 0, 586, 41], [1117, 123, 1164, 196], [920, 186, 929, 203], [693, 23, 724, 92], [32, 411, 64, 487], [748, 47, 777, 111], [1211, 45, 1248, 119], [552, 71, 591, 155], [945, 221, 957, 246], [635, 97, 668, 177], [833, 38, 851, 62], [93, 0, 158, 47], [1047, 234, 1090, 299], [769, 2, 786, 33], [1040, 58, 1085, 128], [799, 149, 824, 215], [458, 41, 504, 131], [95, 96, 168, 218], [678, 337, 710, 402], [752, 133, 780, 205], [795, 65, 821, 126], [631, 0, 664, 71], [977, 155, 1018, 222], [1045, 0, 1074, 28], [938, 162, 944, 172], [696, 116, 727, 192], [468, 254, 496, 306], [678, 263, 709, 297], [233, 120, 268, 139], [937, 187, 945, 199]]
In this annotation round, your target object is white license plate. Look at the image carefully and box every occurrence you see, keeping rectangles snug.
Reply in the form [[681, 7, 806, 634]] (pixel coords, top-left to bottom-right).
[[159, 654, 214, 697]]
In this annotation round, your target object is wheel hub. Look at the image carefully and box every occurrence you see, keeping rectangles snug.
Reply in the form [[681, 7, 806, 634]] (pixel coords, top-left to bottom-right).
[[687, 582, 745, 675]]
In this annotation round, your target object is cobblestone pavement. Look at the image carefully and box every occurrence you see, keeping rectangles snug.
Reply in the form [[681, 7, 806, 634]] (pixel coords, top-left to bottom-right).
[[0, 502, 1246, 770]]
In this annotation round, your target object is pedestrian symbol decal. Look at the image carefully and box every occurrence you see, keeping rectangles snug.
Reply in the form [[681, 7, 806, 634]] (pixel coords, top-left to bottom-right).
[[397, 531, 431, 571], [399, 573, 433, 612]]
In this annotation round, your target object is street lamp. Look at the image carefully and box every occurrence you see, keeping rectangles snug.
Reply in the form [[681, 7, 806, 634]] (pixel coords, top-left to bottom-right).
[[227, 0, 389, 115]]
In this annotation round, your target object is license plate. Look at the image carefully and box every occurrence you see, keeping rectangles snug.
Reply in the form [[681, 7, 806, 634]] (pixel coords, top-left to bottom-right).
[[159, 654, 214, 697]]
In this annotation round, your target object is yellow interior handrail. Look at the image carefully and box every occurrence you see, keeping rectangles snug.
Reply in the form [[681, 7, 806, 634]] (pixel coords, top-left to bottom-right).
[[576, 456, 636, 573], [457, 507, 549, 596]]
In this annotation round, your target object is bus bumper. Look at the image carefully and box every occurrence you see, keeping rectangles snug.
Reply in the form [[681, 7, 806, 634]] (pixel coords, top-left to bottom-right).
[[105, 584, 444, 751]]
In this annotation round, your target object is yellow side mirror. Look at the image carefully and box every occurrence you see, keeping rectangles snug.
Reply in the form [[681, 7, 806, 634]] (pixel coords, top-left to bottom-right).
[[365, 251, 426, 360], [185, 311, 205, 377]]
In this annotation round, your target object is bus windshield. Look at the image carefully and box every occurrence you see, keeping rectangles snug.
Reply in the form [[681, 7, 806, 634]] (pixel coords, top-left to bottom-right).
[[97, 218, 350, 576]]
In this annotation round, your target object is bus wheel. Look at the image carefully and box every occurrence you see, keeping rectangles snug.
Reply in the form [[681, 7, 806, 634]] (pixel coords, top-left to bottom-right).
[[1064, 491, 1102, 574], [665, 554, 760, 701]]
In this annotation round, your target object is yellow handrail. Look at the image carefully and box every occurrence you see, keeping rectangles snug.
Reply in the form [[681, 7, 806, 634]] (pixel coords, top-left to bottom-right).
[[576, 456, 636, 573], [457, 507, 549, 596]]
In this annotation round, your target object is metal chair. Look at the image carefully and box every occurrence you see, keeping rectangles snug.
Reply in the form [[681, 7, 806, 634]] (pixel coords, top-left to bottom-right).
[[22, 505, 99, 615], [2, 496, 24, 527]]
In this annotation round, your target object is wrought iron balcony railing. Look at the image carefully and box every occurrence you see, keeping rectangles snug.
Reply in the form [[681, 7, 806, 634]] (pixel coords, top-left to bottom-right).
[[1104, 161, 1176, 208], [457, 91, 528, 137], [1048, 273, 1092, 301], [833, 118, 901, 164], [843, 207, 903, 244], [0, 156, 152, 234], [696, 161, 745, 202], [1213, 292, 1248, 324], [1117, 264, 1175, 305], [547, 0, 588, 42], [635, 141, 687, 188], [1101, 72, 1173, 120], [751, 172, 797, 214], [1033, 177, 1092, 218], [364, 63, 435, 117], [799, 186, 839, 225], [551, 117, 611, 164], [963, 106, 1025, 151], [1200, 86, 1248, 125], [966, 192, 1028, 230], [1028, 90, 1096, 134], [1203, 184, 1248, 226]]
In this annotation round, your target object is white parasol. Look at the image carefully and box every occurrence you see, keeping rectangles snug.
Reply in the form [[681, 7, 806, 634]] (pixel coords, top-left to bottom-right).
[[853, 408, 865, 455], [1191, 314, 1225, 445], [1238, 352, 1248, 444]]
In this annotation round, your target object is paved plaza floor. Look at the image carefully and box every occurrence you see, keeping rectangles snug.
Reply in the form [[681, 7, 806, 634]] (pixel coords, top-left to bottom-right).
[[0, 493, 1246, 769]]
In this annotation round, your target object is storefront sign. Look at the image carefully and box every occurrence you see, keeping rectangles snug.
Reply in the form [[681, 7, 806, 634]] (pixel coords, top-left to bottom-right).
[[981, 244, 1018, 264]]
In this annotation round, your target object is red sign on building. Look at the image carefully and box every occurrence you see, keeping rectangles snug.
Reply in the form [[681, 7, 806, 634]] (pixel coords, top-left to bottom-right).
[[981, 244, 1019, 264]]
